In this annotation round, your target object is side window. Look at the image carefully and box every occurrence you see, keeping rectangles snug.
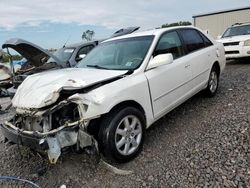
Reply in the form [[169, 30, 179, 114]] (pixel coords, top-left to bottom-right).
[[199, 32, 213, 47], [154, 31, 185, 59], [77, 45, 94, 57], [179, 29, 205, 53]]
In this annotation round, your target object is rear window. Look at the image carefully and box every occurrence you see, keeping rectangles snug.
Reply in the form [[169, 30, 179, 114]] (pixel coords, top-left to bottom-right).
[[200, 33, 213, 47], [179, 29, 205, 53]]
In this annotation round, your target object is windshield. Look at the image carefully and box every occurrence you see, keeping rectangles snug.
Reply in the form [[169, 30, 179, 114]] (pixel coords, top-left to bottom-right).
[[222, 25, 250, 38], [54, 47, 75, 61], [47, 47, 75, 63], [77, 36, 154, 70]]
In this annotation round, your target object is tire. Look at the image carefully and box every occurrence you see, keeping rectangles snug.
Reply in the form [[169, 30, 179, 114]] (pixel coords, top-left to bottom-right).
[[204, 66, 219, 97], [98, 106, 145, 163]]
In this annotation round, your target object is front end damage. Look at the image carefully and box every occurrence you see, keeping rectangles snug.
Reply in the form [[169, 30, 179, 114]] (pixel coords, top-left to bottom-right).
[[1, 97, 98, 164]]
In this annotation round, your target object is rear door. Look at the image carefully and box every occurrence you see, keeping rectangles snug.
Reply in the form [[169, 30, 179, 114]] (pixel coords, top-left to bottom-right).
[[178, 29, 213, 90], [145, 31, 192, 119]]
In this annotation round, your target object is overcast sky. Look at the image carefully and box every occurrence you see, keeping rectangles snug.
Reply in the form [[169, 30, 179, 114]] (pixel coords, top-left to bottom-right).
[[0, 0, 249, 48]]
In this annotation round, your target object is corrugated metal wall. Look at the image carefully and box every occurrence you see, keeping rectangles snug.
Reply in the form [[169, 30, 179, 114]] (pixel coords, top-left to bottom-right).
[[194, 9, 250, 38]]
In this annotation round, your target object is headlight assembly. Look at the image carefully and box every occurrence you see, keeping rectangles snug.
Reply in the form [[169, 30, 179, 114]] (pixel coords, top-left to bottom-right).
[[244, 39, 250, 46]]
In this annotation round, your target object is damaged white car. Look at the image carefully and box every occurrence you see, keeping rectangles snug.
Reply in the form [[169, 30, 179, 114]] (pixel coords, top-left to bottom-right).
[[1, 26, 226, 164]]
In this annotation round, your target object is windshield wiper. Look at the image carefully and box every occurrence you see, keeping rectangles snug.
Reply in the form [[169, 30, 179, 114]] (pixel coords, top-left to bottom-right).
[[86, 65, 109, 69]]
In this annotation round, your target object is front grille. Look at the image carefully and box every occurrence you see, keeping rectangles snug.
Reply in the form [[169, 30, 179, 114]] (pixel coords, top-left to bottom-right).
[[223, 42, 240, 46], [225, 51, 240, 54]]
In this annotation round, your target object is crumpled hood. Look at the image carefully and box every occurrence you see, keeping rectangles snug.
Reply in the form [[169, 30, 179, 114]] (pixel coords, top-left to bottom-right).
[[12, 68, 126, 109], [217, 35, 250, 43]]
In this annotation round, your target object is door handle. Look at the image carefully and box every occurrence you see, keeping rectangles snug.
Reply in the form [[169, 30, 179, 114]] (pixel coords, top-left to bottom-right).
[[185, 64, 190, 68]]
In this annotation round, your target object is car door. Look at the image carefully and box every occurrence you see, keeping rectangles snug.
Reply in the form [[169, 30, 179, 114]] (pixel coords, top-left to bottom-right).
[[178, 29, 213, 90], [145, 31, 192, 119]]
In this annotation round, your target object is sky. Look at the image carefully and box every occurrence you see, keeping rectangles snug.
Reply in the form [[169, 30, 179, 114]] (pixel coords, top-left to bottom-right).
[[0, 0, 249, 49]]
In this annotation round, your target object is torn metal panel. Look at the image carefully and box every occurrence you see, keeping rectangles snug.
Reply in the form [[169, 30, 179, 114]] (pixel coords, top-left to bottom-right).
[[47, 137, 61, 164], [78, 129, 93, 148], [100, 160, 133, 175], [47, 130, 78, 164]]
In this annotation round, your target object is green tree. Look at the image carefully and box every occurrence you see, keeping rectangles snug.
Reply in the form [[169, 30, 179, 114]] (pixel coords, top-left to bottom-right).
[[162, 21, 192, 28], [0, 49, 22, 63], [82, 30, 95, 41]]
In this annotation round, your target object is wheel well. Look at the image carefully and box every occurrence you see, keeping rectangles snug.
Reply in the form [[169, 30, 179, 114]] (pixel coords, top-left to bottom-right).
[[87, 100, 146, 137], [213, 61, 221, 77], [108, 100, 145, 116]]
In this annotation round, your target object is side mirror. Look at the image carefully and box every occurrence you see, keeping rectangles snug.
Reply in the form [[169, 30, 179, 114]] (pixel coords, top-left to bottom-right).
[[217, 35, 222, 39], [75, 54, 86, 62], [147, 53, 173, 70]]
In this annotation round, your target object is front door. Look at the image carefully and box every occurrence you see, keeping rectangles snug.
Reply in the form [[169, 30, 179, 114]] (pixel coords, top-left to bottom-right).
[[145, 31, 192, 119]]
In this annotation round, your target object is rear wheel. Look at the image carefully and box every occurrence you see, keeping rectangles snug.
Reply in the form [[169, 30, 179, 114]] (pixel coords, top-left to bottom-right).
[[204, 66, 219, 97], [98, 106, 145, 163]]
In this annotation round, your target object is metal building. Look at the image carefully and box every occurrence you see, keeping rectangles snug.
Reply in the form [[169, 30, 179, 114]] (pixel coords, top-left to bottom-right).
[[193, 6, 250, 38]]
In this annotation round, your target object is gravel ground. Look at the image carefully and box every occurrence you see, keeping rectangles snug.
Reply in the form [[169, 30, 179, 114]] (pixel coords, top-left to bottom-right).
[[0, 60, 249, 188]]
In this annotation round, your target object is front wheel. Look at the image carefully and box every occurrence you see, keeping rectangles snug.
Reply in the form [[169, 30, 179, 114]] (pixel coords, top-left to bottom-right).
[[204, 66, 219, 97], [98, 106, 145, 163]]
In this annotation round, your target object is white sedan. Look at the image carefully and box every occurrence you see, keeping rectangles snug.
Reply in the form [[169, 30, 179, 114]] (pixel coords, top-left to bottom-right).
[[1, 26, 226, 163]]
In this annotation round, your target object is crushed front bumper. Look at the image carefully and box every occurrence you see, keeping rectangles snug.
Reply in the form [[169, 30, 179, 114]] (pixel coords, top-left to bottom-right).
[[0, 120, 95, 164], [1, 122, 49, 150]]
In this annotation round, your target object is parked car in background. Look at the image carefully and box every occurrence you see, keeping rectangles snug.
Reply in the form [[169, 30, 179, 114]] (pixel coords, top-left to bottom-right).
[[0, 38, 64, 96], [48, 40, 102, 67], [1, 39, 99, 95], [1, 26, 226, 164], [217, 22, 250, 59]]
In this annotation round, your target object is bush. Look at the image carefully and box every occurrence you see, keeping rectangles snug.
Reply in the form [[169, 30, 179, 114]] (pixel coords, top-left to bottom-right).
[[162, 21, 192, 28]]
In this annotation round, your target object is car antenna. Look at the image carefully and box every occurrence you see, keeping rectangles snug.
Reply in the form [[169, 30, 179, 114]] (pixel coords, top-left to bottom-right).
[[63, 35, 71, 48]]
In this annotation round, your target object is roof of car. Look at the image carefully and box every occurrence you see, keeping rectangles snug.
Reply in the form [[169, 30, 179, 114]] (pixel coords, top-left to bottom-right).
[[104, 26, 197, 42], [231, 22, 250, 27]]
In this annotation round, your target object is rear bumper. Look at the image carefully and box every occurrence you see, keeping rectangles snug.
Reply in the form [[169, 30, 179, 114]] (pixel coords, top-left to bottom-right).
[[0, 123, 48, 151]]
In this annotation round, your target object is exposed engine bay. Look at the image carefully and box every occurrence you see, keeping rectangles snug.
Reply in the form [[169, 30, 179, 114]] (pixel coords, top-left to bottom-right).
[[3, 98, 96, 164]]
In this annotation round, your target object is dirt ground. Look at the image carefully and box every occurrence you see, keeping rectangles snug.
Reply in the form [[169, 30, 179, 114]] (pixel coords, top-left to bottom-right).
[[0, 60, 249, 188]]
